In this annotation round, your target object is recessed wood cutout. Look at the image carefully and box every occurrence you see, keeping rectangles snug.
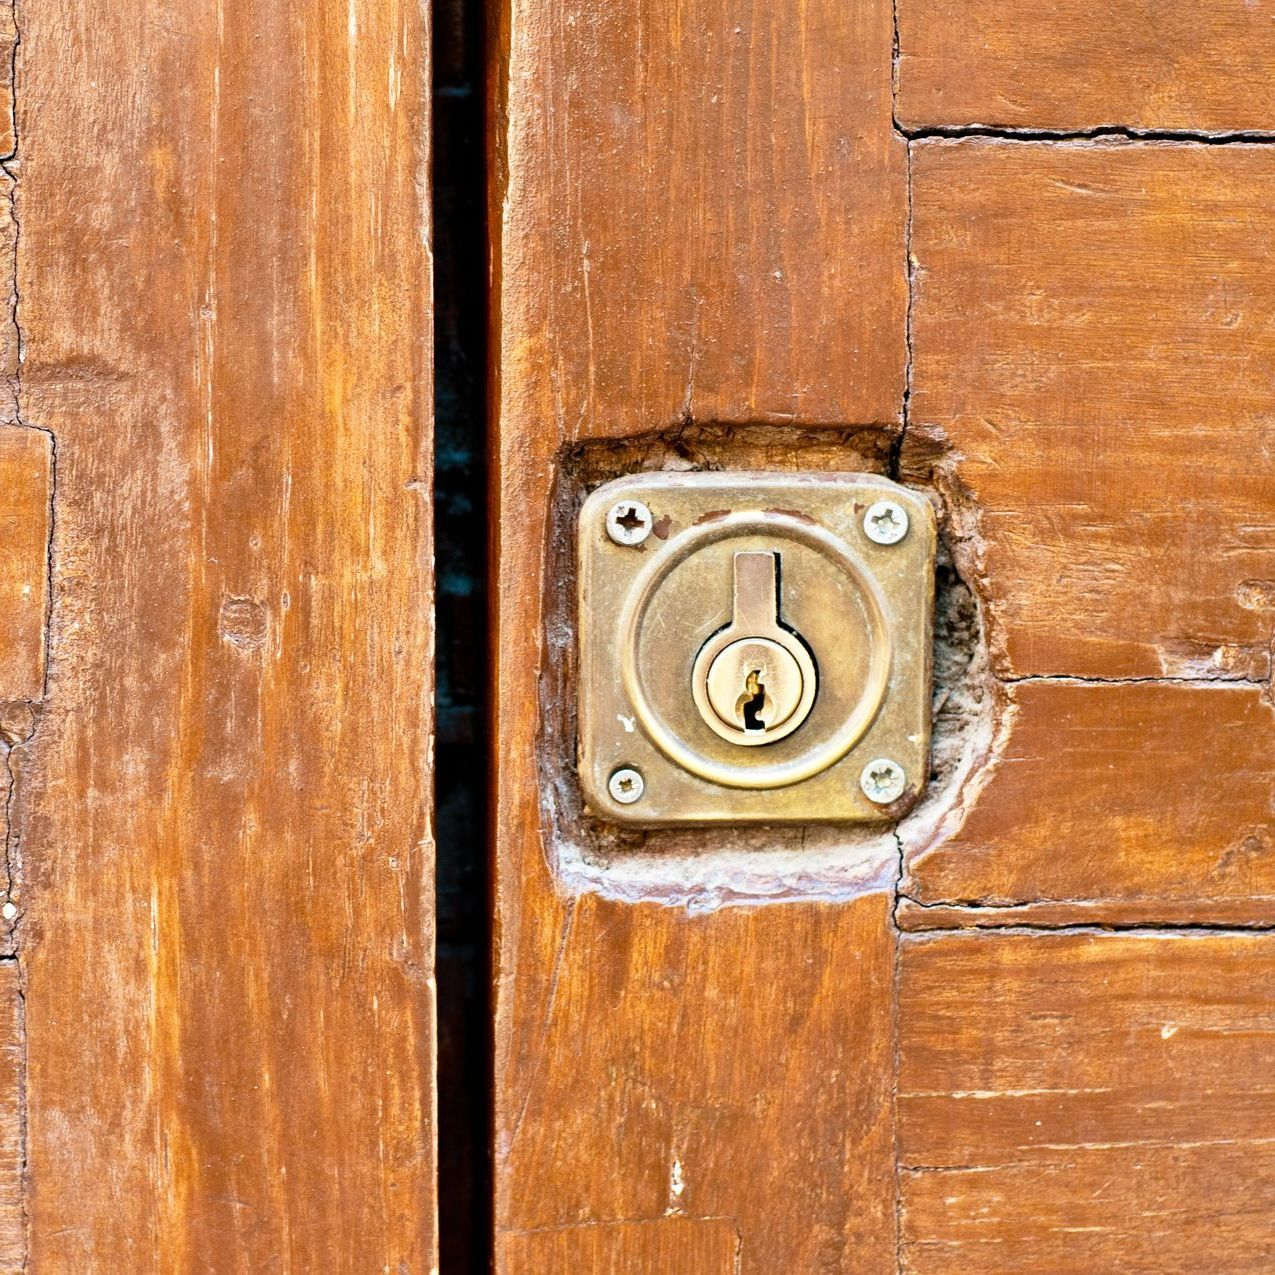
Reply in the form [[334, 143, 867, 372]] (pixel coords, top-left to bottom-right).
[[532, 431, 996, 910]]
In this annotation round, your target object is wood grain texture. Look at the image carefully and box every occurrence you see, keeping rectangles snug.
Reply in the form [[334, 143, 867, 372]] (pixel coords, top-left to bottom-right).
[[0, 964, 20, 1271], [497, 892, 898, 1273], [0, 0, 13, 160], [0, 427, 51, 701], [493, 3, 906, 1267], [899, 931, 1275, 1272], [897, 0, 1275, 134], [16, 0, 436, 1267], [504, 1217, 740, 1273], [903, 680, 1275, 922], [907, 141, 1275, 681], [496, 0, 906, 436]]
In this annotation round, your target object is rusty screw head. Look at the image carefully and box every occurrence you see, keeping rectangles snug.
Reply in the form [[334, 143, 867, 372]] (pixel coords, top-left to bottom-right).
[[859, 758, 906, 805], [863, 499, 909, 546], [608, 766, 645, 805], [605, 499, 654, 547]]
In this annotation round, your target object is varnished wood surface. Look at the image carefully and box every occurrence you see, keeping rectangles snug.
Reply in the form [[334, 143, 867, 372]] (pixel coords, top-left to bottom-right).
[[504, 1217, 740, 1273], [0, 428, 51, 702], [492, 0, 905, 1269], [494, 0, 1275, 1269], [897, 0, 1275, 134], [903, 681, 1275, 923], [495, 0, 906, 436], [16, 0, 436, 1267], [899, 931, 1275, 1272], [498, 893, 897, 1272], [0, 964, 20, 1270], [0, 0, 12, 160], [907, 140, 1275, 682]]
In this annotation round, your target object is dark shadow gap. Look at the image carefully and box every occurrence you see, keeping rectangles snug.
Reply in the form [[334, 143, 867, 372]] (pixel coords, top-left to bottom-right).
[[433, 0, 491, 1267]]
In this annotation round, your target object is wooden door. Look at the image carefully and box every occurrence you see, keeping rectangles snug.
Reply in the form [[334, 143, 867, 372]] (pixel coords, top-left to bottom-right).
[[3, 0, 1273, 1267], [1, 0, 437, 1267], [491, 2, 1275, 1271]]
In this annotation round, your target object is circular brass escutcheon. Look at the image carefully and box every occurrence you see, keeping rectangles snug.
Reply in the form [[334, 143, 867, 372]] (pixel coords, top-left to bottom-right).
[[617, 512, 893, 791]]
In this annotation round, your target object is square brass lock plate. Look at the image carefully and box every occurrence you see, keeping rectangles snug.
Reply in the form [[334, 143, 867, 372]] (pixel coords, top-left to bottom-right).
[[578, 471, 936, 826]]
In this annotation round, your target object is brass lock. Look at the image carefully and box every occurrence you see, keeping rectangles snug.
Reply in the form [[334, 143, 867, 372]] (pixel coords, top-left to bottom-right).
[[577, 472, 935, 826], [692, 551, 816, 745]]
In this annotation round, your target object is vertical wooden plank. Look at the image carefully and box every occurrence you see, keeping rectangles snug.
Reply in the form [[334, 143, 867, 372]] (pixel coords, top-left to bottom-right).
[[492, 0, 906, 1269], [0, 0, 14, 161], [0, 427, 51, 703], [504, 1217, 740, 1273], [0, 964, 21, 1270], [495, 0, 907, 437], [499, 893, 899, 1272], [16, 0, 436, 1266], [0, 0, 39, 706]]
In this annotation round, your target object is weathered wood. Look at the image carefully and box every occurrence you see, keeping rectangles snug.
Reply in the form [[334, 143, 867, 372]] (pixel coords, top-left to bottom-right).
[[495, 0, 907, 436], [0, 0, 13, 161], [504, 1217, 740, 1273], [493, 0, 907, 1268], [903, 680, 1275, 923], [0, 963, 20, 1270], [907, 140, 1275, 681], [0, 427, 51, 702], [16, 0, 436, 1266], [899, 931, 1275, 1272], [497, 893, 898, 1272], [897, 0, 1275, 134]]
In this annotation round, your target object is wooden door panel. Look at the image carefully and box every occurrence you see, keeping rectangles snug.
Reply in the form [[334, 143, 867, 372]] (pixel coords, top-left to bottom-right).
[[897, 0, 1275, 133], [899, 931, 1275, 1272], [493, 0, 1275, 1268], [493, 1, 905, 1269], [907, 141, 1275, 683], [504, 1217, 740, 1273], [15, 0, 436, 1266], [0, 428, 51, 704], [902, 681, 1275, 924]]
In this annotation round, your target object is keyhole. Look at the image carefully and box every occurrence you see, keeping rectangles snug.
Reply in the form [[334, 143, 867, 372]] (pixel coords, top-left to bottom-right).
[[739, 669, 768, 732]]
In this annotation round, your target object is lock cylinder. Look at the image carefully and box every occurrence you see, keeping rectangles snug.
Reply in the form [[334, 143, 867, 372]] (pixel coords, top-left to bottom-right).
[[691, 552, 817, 746]]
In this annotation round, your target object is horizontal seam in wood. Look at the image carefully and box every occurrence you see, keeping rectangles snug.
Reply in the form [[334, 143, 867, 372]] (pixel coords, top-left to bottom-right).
[[893, 121, 1275, 145]]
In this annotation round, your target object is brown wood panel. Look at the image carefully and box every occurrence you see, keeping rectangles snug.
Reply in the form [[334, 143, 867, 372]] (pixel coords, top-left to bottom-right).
[[0, 963, 21, 1270], [897, 0, 1275, 134], [493, 2, 907, 1268], [16, 0, 435, 1267], [504, 1217, 739, 1273], [0, 0, 12, 160], [495, 0, 906, 436], [899, 931, 1275, 1272], [903, 680, 1275, 922], [898, 897, 1275, 932], [907, 140, 1275, 681], [497, 892, 897, 1272], [0, 427, 51, 701]]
